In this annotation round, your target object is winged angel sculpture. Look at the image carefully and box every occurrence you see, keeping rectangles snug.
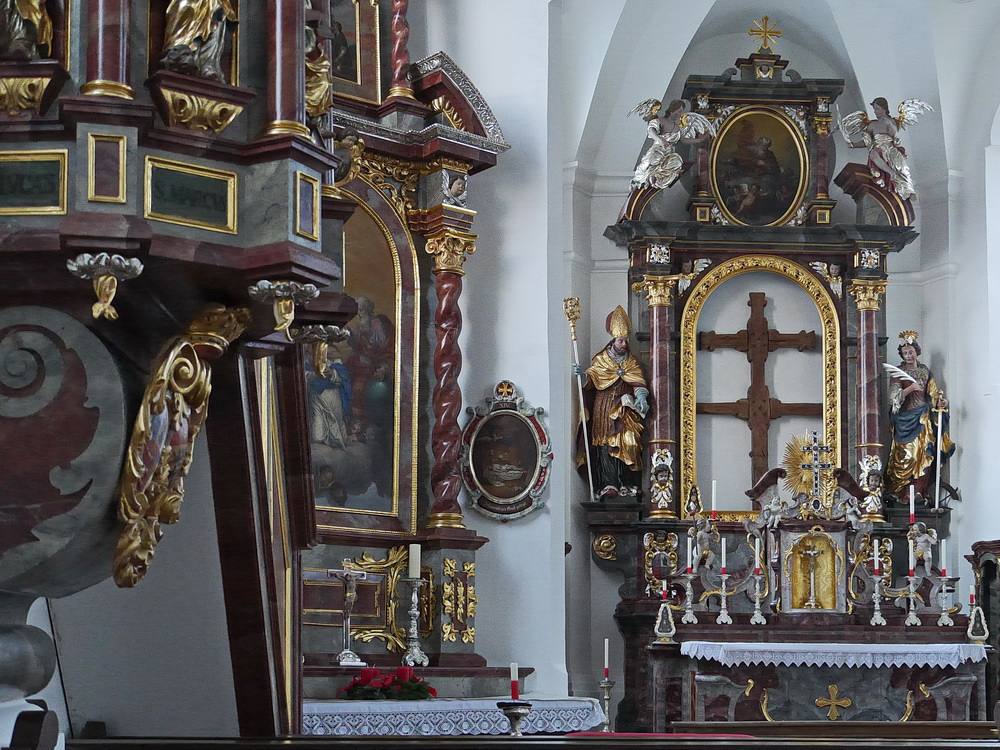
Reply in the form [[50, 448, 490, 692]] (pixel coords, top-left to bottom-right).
[[838, 97, 933, 201], [628, 99, 715, 190]]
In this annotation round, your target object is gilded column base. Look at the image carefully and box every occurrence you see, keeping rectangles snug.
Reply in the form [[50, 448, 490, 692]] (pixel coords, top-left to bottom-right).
[[426, 512, 466, 530], [387, 86, 416, 100], [861, 513, 886, 523], [80, 80, 134, 99], [647, 509, 678, 520], [264, 119, 310, 137]]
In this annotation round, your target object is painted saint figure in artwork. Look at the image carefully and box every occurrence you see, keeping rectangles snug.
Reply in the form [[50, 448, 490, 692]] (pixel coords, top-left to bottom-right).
[[885, 331, 954, 502], [575, 305, 649, 500]]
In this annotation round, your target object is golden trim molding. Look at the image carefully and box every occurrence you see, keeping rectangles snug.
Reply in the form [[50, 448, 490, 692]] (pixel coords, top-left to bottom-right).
[[144, 155, 238, 234], [0, 149, 67, 215], [679, 255, 840, 516], [87, 134, 127, 203], [294, 171, 320, 241], [350, 547, 407, 653]]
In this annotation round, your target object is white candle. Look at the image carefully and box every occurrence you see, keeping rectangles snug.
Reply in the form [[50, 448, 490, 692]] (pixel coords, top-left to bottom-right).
[[940, 538, 947, 576], [721, 538, 726, 572], [510, 662, 518, 681], [603, 638, 609, 670], [970, 585, 976, 606], [754, 537, 761, 574], [908, 538, 914, 574], [712, 480, 717, 516], [909, 485, 915, 521], [686, 535, 693, 574], [661, 578, 668, 600], [408, 543, 421, 579], [873, 538, 880, 572], [510, 662, 519, 700]]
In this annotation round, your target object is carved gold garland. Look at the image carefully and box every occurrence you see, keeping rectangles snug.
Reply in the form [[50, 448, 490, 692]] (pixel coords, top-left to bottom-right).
[[442, 558, 477, 644], [350, 546, 407, 653], [114, 305, 249, 587], [679, 255, 840, 516], [418, 568, 436, 637]]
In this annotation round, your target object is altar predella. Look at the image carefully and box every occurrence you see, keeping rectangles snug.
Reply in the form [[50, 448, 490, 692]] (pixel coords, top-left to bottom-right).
[[573, 17, 989, 731]]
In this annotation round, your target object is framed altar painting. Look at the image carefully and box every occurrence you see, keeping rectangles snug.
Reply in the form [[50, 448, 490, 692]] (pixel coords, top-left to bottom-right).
[[710, 106, 807, 227], [329, 0, 383, 105], [461, 381, 553, 521]]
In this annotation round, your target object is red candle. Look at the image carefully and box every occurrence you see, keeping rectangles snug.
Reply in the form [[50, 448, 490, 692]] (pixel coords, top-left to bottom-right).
[[661, 579, 668, 600], [510, 662, 519, 700]]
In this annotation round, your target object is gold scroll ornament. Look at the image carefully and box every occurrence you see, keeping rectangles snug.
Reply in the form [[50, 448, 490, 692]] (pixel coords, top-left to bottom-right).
[[442, 558, 477, 643]]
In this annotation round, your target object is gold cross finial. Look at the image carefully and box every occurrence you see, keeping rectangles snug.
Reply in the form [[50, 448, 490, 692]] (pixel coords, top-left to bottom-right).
[[815, 684, 851, 721], [749, 16, 782, 53]]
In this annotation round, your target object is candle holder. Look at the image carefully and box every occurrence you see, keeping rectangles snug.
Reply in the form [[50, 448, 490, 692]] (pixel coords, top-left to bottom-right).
[[680, 572, 698, 624], [870, 574, 887, 626], [497, 701, 533, 737], [937, 576, 957, 627], [598, 677, 615, 732], [904, 575, 922, 627], [716, 573, 733, 625], [400, 576, 429, 666], [749, 572, 766, 625]]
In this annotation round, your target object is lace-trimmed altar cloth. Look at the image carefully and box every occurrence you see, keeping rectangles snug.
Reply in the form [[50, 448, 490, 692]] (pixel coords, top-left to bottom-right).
[[680, 641, 987, 669], [302, 697, 604, 736]]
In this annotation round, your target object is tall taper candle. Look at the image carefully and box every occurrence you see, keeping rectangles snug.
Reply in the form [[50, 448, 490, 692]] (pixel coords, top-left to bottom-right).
[[970, 585, 976, 607], [754, 537, 761, 575], [711, 480, 717, 519], [908, 538, 914, 576], [909, 485, 915, 523], [686, 535, 693, 574], [940, 538, 947, 576], [510, 662, 519, 700], [603, 638, 609, 679], [408, 543, 421, 579], [721, 537, 727, 574], [873, 538, 879, 572]]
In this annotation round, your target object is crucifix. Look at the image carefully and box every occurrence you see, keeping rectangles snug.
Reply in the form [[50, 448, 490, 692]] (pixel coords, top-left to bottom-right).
[[698, 292, 820, 484], [801, 430, 835, 514]]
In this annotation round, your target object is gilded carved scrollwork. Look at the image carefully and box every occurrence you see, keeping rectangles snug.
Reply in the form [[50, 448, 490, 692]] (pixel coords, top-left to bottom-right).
[[350, 546, 407, 653], [161, 89, 243, 133], [425, 229, 476, 275], [441, 558, 477, 643], [847, 280, 887, 312], [431, 96, 465, 130], [593, 534, 617, 561], [0, 77, 46, 114], [356, 154, 420, 218], [643, 530, 677, 596], [114, 305, 249, 587]]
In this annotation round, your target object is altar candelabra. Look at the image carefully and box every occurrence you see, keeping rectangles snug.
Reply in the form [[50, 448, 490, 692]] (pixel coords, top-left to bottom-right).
[[598, 677, 615, 732], [680, 572, 698, 624], [750, 573, 766, 625], [716, 573, 733, 625], [904, 575, 922, 626], [870, 574, 887, 626], [401, 576, 429, 666], [936, 576, 957, 627]]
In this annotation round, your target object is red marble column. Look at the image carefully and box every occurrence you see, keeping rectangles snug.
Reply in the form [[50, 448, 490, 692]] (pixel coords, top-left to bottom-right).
[[265, 0, 308, 137], [849, 279, 887, 522], [426, 231, 476, 529], [633, 275, 679, 519], [387, 0, 416, 99], [80, 0, 132, 98]]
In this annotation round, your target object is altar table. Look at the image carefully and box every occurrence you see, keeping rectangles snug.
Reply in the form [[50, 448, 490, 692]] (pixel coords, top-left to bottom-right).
[[302, 697, 605, 736], [648, 640, 988, 729]]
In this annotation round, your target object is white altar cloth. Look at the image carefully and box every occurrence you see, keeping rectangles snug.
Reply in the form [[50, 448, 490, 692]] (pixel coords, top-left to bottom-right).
[[680, 641, 987, 669], [302, 697, 604, 736]]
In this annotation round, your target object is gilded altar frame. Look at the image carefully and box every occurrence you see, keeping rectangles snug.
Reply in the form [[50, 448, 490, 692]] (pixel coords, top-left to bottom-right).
[[679, 255, 841, 518]]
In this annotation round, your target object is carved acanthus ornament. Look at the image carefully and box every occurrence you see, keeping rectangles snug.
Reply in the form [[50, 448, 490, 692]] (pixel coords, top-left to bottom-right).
[[114, 305, 249, 587], [349, 546, 407, 653], [67, 253, 145, 321], [160, 89, 243, 133], [356, 154, 420, 218], [0, 77, 47, 114], [248, 280, 320, 334], [848, 280, 887, 312], [291, 324, 349, 377], [431, 96, 464, 130], [441, 558, 477, 644], [632, 275, 679, 307], [426, 229, 477, 275]]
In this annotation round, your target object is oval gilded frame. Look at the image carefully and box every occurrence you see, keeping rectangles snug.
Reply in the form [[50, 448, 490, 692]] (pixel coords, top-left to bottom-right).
[[679, 255, 841, 519], [710, 106, 808, 227]]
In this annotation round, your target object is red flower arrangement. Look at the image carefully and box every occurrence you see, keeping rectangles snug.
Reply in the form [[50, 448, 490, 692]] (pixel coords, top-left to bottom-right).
[[337, 667, 438, 700]]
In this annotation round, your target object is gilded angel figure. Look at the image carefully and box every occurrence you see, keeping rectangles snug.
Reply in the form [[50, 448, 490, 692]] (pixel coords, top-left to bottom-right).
[[838, 97, 933, 201], [160, 0, 237, 81], [0, 0, 53, 60], [628, 98, 716, 191]]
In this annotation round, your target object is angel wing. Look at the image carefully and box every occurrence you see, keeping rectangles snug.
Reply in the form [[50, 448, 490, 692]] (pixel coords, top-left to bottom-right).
[[692, 258, 711, 274], [679, 111, 716, 138], [838, 108, 870, 142], [895, 99, 933, 129], [810, 261, 829, 278], [882, 362, 918, 384], [627, 98, 661, 120]]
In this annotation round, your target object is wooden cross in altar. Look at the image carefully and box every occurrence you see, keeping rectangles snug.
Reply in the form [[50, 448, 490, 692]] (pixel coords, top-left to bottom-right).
[[800, 430, 834, 511], [698, 292, 820, 484]]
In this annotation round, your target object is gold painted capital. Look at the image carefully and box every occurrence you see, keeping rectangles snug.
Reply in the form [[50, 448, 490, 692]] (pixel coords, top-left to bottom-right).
[[848, 280, 887, 311], [426, 229, 477, 275], [161, 89, 243, 133], [632, 275, 679, 307], [80, 80, 135, 99]]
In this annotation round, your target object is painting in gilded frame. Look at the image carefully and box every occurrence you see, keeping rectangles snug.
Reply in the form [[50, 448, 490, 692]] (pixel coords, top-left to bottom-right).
[[710, 107, 807, 226]]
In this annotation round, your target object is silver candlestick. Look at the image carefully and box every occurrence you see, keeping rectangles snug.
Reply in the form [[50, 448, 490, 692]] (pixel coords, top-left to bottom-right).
[[750, 572, 766, 625], [598, 677, 615, 732], [937, 576, 956, 627], [716, 573, 733, 625], [680, 572, 698, 624], [497, 701, 533, 736], [401, 576, 429, 666], [870, 575, 887, 626], [905, 575, 922, 626]]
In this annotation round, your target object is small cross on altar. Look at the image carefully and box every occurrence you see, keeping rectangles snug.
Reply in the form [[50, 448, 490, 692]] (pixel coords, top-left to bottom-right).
[[800, 430, 834, 513]]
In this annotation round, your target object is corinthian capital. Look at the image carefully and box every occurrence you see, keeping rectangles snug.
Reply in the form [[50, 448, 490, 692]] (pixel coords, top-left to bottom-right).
[[847, 279, 887, 312], [631, 275, 679, 307], [426, 229, 477, 275]]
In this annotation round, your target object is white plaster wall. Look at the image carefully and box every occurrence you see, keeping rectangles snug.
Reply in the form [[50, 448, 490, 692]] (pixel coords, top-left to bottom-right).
[[414, 0, 569, 697], [47, 439, 239, 737]]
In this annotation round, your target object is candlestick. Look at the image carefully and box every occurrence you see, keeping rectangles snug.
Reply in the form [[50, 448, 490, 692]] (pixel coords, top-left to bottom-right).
[[909, 485, 915, 523], [510, 662, 519, 700], [686, 535, 693, 574], [408, 543, 421, 579], [721, 537, 726, 574], [873, 538, 880, 572], [711, 479, 717, 519], [940, 538, 947, 576], [754, 537, 761, 575], [908, 538, 914, 576]]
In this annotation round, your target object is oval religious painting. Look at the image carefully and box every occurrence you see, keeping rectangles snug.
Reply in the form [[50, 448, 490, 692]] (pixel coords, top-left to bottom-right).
[[710, 107, 807, 226], [469, 412, 540, 503]]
